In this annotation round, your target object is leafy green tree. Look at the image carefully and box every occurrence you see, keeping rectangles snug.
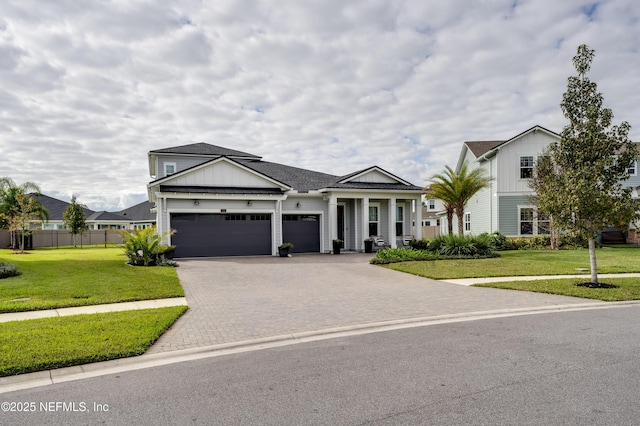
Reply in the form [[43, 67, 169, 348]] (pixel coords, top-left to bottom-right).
[[1, 193, 45, 253], [63, 195, 88, 247], [0, 177, 49, 248], [426, 164, 493, 236], [532, 44, 639, 284]]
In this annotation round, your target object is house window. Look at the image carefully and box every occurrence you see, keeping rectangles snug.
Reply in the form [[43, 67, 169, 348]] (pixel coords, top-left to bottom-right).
[[368, 205, 379, 236], [396, 206, 404, 236], [519, 207, 534, 235], [629, 161, 637, 176], [165, 162, 176, 176], [520, 156, 534, 179], [428, 199, 435, 210], [464, 212, 471, 232], [424, 220, 430, 226]]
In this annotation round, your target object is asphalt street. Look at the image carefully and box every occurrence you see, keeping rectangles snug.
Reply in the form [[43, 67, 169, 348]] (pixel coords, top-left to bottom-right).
[[2, 305, 640, 425]]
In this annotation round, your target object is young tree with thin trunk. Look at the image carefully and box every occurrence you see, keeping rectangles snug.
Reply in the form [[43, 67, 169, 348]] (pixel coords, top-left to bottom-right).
[[533, 44, 639, 284], [1, 193, 44, 253], [63, 195, 88, 247]]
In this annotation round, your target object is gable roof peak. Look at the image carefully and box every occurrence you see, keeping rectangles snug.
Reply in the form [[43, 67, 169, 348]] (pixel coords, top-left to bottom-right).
[[149, 142, 261, 159]]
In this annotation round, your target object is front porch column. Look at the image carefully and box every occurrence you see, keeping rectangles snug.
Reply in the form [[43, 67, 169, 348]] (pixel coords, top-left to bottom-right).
[[362, 197, 369, 243], [389, 198, 397, 248], [414, 197, 423, 240], [329, 195, 338, 252]]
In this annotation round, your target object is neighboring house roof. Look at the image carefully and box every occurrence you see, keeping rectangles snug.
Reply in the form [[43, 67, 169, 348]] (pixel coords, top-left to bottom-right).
[[85, 211, 129, 222], [116, 201, 156, 222], [149, 142, 261, 159], [29, 193, 93, 221], [29, 193, 155, 224]]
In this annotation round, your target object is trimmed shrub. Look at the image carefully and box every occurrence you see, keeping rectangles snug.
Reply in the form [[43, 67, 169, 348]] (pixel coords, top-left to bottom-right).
[[409, 238, 430, 250], [427, 234, 496, 257], [0, 262, 19, 279]]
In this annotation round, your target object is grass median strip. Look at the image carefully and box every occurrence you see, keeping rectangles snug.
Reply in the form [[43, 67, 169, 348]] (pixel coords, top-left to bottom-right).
[[0, 247, 183, 313], [0, 306, 187, 377], [474, 277, 640, 301], [385, 247, 640, 280]]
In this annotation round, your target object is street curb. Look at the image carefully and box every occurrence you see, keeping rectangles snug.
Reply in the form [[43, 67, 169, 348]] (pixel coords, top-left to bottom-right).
[[2, 300, 639, 394]]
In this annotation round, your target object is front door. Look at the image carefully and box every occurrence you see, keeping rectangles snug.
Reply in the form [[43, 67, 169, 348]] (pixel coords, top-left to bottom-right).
[[337, 205, 345, 248]]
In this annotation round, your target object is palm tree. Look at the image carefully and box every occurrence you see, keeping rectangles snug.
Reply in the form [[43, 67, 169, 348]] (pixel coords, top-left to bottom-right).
[[425, 165, 492, 236], [0, 177, 49, 248], [424, 166, 457, 235], [451, 164, 493, 236]]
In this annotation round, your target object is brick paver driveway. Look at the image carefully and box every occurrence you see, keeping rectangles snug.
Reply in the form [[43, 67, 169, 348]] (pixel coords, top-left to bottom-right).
[[148, 254, 596, 353]]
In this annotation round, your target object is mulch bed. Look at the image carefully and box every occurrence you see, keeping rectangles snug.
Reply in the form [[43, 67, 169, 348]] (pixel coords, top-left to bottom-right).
[[576, 282, 618, 289]]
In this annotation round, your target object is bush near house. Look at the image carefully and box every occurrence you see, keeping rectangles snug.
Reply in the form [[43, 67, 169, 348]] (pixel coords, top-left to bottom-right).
[[120, 226, 177, 266], [373, 234, 499, 264]]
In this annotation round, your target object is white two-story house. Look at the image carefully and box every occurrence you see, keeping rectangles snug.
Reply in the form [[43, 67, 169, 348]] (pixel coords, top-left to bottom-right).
[[147, 143, 423, 257], [441, 125, 640, 238]]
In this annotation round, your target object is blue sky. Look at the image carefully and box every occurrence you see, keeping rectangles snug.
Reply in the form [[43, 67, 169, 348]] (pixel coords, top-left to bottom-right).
[[1, 0, 639, 211]]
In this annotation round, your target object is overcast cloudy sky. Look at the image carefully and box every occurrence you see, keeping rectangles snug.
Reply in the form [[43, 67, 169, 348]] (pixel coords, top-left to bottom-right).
[[2, 1, 639, 211]]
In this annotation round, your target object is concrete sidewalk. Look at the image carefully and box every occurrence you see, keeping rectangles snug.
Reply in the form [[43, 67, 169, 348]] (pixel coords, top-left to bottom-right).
[[442, 273, 640, 286], [0, 297, 188, 323]]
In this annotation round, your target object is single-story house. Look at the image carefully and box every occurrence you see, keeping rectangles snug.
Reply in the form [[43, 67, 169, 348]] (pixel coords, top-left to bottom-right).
[[147, 143, 423, 257]]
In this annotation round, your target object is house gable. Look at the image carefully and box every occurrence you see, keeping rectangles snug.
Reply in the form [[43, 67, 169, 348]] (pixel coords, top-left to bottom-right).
[[338, 166, 412, 186], [152, 157, 291, 191]]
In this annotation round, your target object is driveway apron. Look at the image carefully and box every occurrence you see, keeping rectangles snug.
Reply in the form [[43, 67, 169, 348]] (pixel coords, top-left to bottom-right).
[[148, 254, 596, 353]]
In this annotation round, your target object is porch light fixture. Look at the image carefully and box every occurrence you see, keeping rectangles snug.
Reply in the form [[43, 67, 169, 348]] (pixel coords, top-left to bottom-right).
[[193, 199, 200, 205], [247, 200, 253, 206], [296, 202, 301, 208]]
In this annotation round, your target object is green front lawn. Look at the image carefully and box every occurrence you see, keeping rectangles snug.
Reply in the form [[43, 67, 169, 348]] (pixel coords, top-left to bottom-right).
[[385, 247, 640, 280], [474, 277, 640, 301], [0, 247, 183, 313], [0, 306, 187, 377]]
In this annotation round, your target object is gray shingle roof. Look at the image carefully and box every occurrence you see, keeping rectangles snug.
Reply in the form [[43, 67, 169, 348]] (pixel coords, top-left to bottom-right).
[[238, 160, 339, 192], [117, 201, 156, 221], [150, 142, 261, 159], [464, 140, 505, 158], [29, 193, 94, 221], [150, 143, 421, 192]]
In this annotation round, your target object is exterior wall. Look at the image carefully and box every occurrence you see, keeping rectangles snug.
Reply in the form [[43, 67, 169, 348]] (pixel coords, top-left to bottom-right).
[[163, 160, 281, 188], [498, 195, 532, 236], [495, 130, 558, 194], [461, 154, 497, 235], [157, 155, 208, 178], [350, 170, 397, 183]]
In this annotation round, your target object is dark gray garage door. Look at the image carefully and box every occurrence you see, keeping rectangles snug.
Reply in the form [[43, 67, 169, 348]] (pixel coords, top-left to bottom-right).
[[282, 215, 320, 253], [171, 213, 272, 258]]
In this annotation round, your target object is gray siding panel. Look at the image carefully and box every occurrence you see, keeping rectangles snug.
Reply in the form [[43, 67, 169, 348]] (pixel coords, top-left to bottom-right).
[[498, 195, 532, 236]]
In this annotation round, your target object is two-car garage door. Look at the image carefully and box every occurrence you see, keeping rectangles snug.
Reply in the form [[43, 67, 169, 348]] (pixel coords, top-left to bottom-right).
[[171, 213, 272, 258], [170, 213, 321, 258]]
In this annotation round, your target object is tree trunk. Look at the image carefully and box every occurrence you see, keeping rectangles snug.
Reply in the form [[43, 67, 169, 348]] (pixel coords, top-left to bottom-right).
[[446, 211, 454, 236], [455, 208, 464, 236], [588, 237, 598, 284]]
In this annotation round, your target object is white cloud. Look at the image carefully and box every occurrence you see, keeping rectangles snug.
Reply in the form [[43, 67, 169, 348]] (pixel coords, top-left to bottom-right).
[[1, 0, 640, 210]]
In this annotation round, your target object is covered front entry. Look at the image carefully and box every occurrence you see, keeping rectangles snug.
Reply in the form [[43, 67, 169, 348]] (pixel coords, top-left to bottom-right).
[[282, 214, 320, 253], [170, 213, 272, 258]]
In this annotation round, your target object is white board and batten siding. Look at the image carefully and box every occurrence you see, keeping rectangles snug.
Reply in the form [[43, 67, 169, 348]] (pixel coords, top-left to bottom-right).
[[162, 159, 282, 189], [495, 130, 559, 194]]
